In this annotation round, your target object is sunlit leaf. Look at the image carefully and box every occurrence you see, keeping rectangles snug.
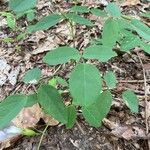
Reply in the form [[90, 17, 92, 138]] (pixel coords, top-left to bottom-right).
[[69, 63, 102, 106]]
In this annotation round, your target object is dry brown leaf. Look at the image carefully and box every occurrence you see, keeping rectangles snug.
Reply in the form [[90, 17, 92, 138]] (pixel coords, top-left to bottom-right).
[[120, 0, 140, 6], [41, 113, 59, 126], [103, 118, 150, 140], [31, 38, 57, 55], [12, 104, 42, 128]]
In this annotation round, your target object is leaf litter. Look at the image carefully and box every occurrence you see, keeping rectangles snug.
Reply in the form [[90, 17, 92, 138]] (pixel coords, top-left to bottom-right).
[[0, 0, 150, 149]]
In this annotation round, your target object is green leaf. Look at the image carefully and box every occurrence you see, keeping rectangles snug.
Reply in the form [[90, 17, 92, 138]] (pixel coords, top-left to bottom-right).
[[90, 8, 107, 17], [43, 46, 80, 65], [140, 41, 150, 54], [56, 76, 68, 87], [6, 14, 16, 29], [102, 18, 120, 47], [9, 0, 37, 13], [1, 12, 16, 29], [26, 10, 35, 21], [48, 78, 57, 88], [69, 63, 102, 106], [83, 45, 117, 62], [122, 90, 139, 113], [71, 6, 89, 13], [25, 94, 38, 107], [141, 12, 150, 19], [82, 90, 112, 127], [37, 85, 68, 124], [120, 35, 140, 52], [104, 71, 117, 89], [27, 14, 62, 33], [0, 95, 27, 129], [23, 67, 41, 84], [66, 13, 94, 26], [131, 19, 150, 41], [106, 3, 121, 17], [66, 105, 77, 129]]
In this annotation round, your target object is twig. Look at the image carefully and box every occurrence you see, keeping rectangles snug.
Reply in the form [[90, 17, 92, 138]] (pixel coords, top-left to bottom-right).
[[76, 121, 85, 135], [119, 79, 150, 83], [136, 52, 150, 148]]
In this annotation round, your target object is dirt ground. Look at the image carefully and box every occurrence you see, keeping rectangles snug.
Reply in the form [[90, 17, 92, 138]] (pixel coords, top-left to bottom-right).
[[0, 0, 150, 150]]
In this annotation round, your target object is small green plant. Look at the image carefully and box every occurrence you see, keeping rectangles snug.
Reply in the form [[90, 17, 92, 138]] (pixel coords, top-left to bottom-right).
[[0, 0, 149, 129]]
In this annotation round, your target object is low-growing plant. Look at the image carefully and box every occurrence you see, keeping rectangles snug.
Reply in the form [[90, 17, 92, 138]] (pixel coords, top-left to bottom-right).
[[0, 0, 150, 129]]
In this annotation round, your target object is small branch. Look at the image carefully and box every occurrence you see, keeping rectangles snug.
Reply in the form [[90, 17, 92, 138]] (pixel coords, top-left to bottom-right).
[[136, 52, 150, 148]]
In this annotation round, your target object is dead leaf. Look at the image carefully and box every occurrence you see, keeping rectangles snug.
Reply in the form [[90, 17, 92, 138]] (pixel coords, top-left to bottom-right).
[[103, 118, 150, 140], [120, 0, 140, 6], [31, 37, 57, 55], [12, 104, 42, 128], [41, 113, 59, 126]]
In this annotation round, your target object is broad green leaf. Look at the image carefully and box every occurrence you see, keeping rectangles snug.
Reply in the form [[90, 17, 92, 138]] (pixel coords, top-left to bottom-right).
[[83, 45, 117, 62], [9, 0, 37, 13], [27, 14, 62, 33], [117, 19, 134, 31], [120, 35, 140, 52], [66, 105, 77, 129], [82, 90, 112, 127], [140, 41, 150, 54], [71, 6, 89, 13], [104, 71, 117, 89], [90, 8, 107, 17], [131, 19, 150, 41], [23, 67, 41, 84], [43, 46, 80, 65], [0, 95, 27, 129], [69, 63, 102, 106], [106, 3, 121, 17], [25, 94, 38, 107], [141, 12, 150, 18], [56, 76, 68, 87], [66, 13, 94, 26], [122, 90, 139, 113], [37, 85, 67, 124], [102, 18, 120, 47]]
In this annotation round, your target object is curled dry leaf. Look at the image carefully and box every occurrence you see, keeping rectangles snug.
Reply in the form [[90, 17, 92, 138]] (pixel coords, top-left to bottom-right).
[[41, 112, 59, 126], [103, 118, 150, 140], [12, 104, 42, 128], [31, 38, 57, 55]]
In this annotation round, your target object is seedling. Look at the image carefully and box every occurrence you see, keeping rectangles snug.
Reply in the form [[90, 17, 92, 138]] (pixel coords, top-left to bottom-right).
[[0, 0, 149, 129]]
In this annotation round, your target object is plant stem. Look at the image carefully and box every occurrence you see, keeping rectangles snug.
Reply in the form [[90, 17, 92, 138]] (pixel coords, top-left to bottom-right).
[[37, 124, 49, 150]]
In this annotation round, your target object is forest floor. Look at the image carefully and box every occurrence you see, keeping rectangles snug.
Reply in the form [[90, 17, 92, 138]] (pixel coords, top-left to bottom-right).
[[0, 0, 150, 150]]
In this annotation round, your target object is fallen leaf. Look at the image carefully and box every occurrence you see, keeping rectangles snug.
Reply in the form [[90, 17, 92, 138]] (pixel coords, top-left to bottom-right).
[[41, 112, 59, 126], [120, 0, 140, 6], [12, 104, 42, 128]]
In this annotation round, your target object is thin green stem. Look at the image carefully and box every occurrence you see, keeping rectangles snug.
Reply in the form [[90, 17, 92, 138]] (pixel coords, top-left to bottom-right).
[[37, 124, 49, 150]]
